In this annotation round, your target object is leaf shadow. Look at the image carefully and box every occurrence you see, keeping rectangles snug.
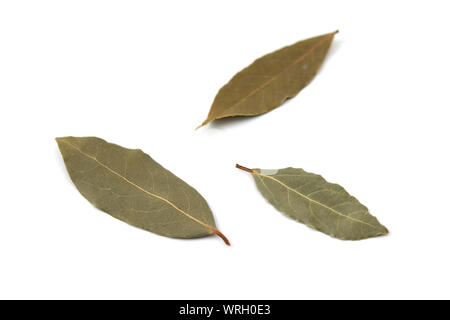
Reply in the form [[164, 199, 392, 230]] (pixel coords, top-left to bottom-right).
[[208, 114, 260, 130], [323, 38, 343, 65]]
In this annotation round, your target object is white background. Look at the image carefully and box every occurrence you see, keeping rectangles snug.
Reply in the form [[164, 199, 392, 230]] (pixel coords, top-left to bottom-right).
[[1, 1, 449, 299]]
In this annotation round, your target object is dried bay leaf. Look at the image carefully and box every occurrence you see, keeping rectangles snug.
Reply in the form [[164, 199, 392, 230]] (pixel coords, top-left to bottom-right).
[[236, 164, 388, 240], [197, 30, 338, 128], [56, 136, 229, 245]]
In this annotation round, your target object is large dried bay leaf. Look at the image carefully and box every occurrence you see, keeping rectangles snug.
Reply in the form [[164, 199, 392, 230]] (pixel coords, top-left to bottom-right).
[[198, 30, 338, 128], [236, 164, 388, 240], [56, 136, 229, 245]]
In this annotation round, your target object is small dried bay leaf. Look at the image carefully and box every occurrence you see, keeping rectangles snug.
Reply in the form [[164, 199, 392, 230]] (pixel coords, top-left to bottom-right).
[[56, 136, 229, 245], [197, 30, 338, 128], [236, 164, 388, 240]]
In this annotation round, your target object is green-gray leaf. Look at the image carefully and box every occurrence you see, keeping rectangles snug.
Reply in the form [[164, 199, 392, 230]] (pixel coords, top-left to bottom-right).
[[197, 30, 338, 128], [236, 164, 388, 240], [56, 136, 229, 245]]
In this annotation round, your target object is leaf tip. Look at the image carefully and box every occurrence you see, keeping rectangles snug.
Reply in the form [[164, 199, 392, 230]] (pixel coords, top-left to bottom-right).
[[55, 136, 66, 147], [195, 119, 210, 130]]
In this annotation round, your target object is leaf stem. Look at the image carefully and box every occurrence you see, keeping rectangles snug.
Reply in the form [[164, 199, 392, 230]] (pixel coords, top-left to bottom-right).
[[235, 164, 254, 174], [213, 228, 230, 246]]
